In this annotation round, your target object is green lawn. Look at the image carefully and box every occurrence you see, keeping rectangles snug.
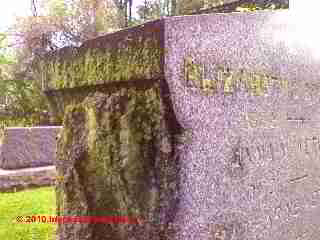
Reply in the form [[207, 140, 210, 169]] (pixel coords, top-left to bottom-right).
[[0, 187, 56, 240]]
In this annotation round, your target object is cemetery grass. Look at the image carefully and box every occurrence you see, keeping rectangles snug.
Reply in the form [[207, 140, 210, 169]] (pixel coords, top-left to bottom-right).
[[0, 186, 56, 240]]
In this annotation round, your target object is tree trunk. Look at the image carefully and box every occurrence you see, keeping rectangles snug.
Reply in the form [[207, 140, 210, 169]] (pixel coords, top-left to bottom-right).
[[128, 0, 132, 25], [93, 0, 99, 37], [171, 0, 177, 16]]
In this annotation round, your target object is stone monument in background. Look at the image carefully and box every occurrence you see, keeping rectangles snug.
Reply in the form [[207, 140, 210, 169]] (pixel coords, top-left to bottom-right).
[[0, 127, 61, 169], [0, 127, 60, 192]]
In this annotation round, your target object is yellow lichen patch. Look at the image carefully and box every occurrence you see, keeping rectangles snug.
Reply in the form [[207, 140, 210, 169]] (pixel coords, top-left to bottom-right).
[[183, 56, 289, 96], [39, 37, 162, 91], [86, 107, 97, 155]]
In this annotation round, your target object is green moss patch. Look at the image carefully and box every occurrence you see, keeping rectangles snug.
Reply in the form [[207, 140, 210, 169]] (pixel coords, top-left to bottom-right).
[[39, 37, 162, 90]]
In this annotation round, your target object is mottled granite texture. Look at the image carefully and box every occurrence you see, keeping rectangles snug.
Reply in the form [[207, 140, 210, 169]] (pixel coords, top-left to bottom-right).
[[40, 10, 320, 240], [0, 127, 62, 169]]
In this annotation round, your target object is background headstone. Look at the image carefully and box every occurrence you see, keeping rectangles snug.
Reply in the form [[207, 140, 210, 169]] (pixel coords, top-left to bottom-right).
[[0, 126, 62, 169]]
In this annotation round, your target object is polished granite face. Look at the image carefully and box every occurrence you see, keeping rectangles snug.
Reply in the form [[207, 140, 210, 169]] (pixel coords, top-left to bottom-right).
[[163, 10, 320, 240], [42, 8, 320, 240]]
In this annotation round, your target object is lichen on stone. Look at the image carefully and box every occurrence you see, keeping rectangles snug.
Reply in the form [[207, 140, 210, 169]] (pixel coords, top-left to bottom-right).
[[38, 35, 163, 91], [53, 81, 182, 239]]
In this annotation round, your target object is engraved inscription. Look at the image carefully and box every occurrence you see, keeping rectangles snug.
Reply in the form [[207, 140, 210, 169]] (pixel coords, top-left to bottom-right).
[[248, 193, 319, 238], [237, 135, 320, 164], [209, 214, 247, 240], [183, 57, 288, 95], [310, 189, 320, 208], [210, 224, 229, 240]]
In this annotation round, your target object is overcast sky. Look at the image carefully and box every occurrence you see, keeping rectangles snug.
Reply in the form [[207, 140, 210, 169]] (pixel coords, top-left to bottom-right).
[[0, 1, 31, 31]]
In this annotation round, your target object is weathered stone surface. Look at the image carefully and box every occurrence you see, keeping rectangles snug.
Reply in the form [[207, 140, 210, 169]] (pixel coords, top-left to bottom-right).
[[41, 8, 320, 240], [0, 129, 3, 159], [0, 166, 56, 192], [50, 82, 182, 240], [36, 20, 164, 90], [0, 127, 62, 169]]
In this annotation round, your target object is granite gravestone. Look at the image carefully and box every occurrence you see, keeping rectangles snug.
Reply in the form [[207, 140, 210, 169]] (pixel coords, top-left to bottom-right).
[[0, 127, 62, 169], [165, 10, 320, 240], [39, 8, 320, 240]]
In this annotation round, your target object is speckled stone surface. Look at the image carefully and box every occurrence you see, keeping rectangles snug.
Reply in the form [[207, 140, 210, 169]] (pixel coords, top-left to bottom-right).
[[164, 10, 320, 240], [42, 9, 320, 240], [0, 127, 62, 169]]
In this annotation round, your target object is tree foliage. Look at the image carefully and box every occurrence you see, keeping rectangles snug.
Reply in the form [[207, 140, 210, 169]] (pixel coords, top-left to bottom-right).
[[137, 0, 289, 18], [0, 0, 121, 126], [0, 33, 52, 127]]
